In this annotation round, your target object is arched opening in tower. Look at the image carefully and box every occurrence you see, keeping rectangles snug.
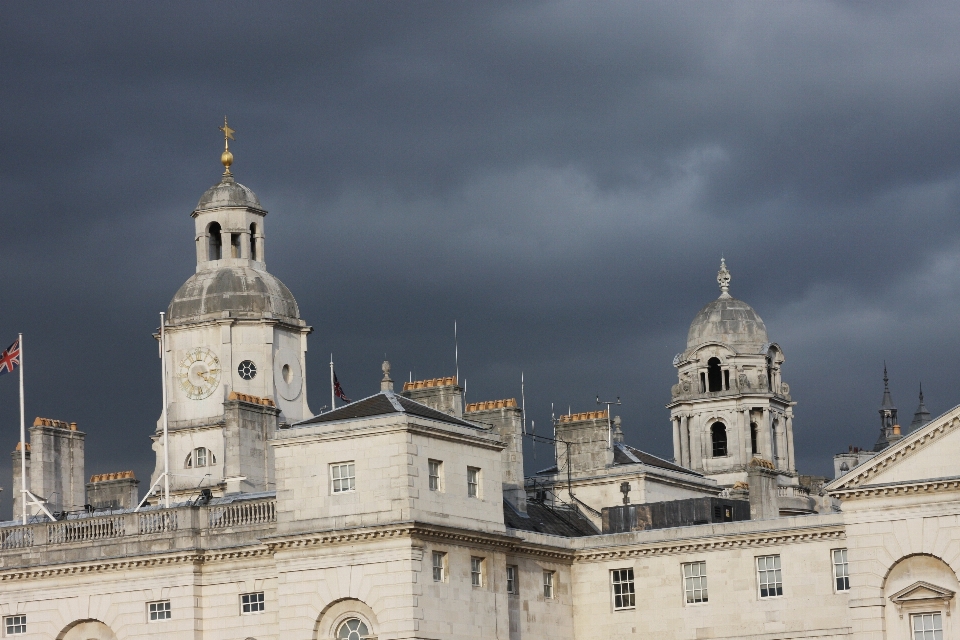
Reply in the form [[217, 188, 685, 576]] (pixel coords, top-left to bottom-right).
[[250, 223, 258, 260], [707, 357, 723, 392], [208, 222, 222, 260], [711, 422, 727, 457]]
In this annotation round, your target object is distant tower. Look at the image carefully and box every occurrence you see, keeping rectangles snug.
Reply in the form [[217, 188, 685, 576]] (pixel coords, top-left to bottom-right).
[[873, 365, 903, 451], [667, 259, 798, 487], [909, 384, 932, 433]]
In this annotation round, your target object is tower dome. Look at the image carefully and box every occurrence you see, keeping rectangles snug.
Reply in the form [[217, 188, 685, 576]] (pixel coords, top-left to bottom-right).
[[166, 266, 300, 326], [194, 174, 263, 213], [686, 259, 768, 353]]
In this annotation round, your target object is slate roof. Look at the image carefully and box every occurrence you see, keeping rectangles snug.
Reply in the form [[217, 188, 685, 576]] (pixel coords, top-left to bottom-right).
[[503, 499, 599, 537], [613, 443, 703, 477], [295, 391, 481, 429]]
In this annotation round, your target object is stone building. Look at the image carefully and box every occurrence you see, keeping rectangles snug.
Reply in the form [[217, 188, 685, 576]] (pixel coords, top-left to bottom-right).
[[2, 141, 959, 640]]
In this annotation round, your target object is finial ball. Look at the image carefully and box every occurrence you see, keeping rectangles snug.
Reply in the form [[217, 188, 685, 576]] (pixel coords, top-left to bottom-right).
[[221, 149, 234, 170]]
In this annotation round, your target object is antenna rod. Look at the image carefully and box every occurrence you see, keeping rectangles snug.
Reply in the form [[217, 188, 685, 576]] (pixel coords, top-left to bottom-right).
[[160, 313, 170, 509], [330, 354, 335, 410], [454, 321, 459, 383], [521, 372, 527, 435]]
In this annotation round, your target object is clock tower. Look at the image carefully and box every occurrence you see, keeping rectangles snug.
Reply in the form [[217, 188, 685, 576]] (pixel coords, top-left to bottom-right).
[[150, 122, 312, 500]]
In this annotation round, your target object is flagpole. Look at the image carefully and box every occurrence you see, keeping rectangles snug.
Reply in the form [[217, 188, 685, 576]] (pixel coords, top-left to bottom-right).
[[330, 354, 335, 410], [18, 333, 26, 524], [160, 313, 169, 509]]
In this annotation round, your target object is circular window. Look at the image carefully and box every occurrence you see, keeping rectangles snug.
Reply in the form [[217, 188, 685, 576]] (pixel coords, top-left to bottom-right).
[[336, 618, 369, 640], [237, 360, 257, 380]]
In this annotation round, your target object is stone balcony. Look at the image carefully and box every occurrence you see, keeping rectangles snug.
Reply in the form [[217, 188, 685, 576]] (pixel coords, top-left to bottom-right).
[[0, 493, 277, 571]]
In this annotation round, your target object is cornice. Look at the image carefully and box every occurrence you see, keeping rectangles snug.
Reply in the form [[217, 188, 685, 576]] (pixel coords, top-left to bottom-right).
[[572, 526, 845, 562], [829, 477, 960, 499], [265, 522, 521, 553]]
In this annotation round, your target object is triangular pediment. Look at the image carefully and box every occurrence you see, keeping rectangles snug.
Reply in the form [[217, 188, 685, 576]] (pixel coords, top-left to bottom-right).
[[890, 581, 955, 606], [826, 404, 960, 496]]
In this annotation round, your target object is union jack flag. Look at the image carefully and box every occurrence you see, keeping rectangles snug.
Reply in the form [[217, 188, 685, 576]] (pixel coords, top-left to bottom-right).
[[0, 339, 20, 376], [334, 371, 350, 403]]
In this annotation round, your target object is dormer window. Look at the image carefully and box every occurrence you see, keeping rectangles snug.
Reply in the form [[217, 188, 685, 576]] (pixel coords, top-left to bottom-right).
[[208, 222, 222, 260]]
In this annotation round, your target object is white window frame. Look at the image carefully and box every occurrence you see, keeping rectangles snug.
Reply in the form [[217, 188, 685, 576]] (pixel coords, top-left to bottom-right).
[[240, 591, 265, 615], [506, 565, 518, 595], [428, 459, 443, 492], [471, 556, 484, 587], [611, 568, 636, 610], [4, 615, 26, 636], [832, 549, 850, 592], [195, 446, 207, 467], [757, 555, 783, 598], [911, 612, 943, 640], [467, 466, 481, 498], [683, 561, 708, 604], [331, 462, 356, 494], [543, 570, 555, 599], [432, 551, 446, 582], [147, 600, 171, 622]]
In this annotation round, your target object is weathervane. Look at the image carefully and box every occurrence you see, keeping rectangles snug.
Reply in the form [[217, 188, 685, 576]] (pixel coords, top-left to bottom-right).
[[219, 116, 235, 176]]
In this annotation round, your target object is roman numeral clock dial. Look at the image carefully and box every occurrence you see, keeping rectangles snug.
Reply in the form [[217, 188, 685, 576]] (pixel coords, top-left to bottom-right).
[[177, 347, 222, 400]]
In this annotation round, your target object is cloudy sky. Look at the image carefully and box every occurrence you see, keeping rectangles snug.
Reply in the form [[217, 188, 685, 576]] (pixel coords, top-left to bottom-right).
[[2, 2, 960, 517]]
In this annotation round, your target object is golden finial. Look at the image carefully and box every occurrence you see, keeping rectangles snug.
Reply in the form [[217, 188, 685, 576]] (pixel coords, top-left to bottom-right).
[[219, 116, 235, 176]]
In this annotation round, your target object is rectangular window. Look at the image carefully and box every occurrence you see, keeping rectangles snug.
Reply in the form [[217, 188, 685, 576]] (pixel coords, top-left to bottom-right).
[[148, 600, 171, 622], [757, 555, 783, 598], [471, 557, 484, 587], [195, 447, 207, 467], [4, 616, 26, 635], [432, 551, 446, 582], [611, 568, 636, 610], [912, 612, 943, 640], [429, 459, 442, 491], [507, 565, 518, 595], [833, 549, 850, 592], [240, 592, 265, 614], [331, 462, 356, 493], [467, 467, 480, 498], [543, 570, 555, 598], [683, 561, 708, 604]]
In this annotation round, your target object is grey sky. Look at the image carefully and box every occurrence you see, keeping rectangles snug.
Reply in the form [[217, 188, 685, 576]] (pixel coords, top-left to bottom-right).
[[2, 2, 960, 516]]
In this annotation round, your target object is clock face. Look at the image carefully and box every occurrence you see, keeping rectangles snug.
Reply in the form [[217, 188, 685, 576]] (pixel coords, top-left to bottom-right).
[[177, 347, 222, 400]]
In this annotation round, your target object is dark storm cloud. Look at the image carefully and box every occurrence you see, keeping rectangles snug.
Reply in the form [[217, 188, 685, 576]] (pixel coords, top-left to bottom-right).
[[2, 1, 960, 516]]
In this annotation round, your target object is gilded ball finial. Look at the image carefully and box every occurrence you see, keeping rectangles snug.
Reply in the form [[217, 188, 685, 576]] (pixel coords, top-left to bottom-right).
[[218, 116, 236, 176]]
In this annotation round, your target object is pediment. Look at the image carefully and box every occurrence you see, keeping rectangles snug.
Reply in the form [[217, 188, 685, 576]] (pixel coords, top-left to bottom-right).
[[826, 404, 960, 496], [890, 581, 956, 605]]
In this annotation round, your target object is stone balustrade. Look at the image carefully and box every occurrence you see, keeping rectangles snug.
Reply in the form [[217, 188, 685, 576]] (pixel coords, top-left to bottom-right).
[[777, 485, 810, 498], [0, 498, 277, 551]]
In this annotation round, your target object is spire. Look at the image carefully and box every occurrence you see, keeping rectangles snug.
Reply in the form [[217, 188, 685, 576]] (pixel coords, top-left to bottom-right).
[[219, 116, 235, 178], [717, 258, 731, 299], [881, 362, 895, 409], [909, 383, 932, 433], [874, 363, 900, 451]]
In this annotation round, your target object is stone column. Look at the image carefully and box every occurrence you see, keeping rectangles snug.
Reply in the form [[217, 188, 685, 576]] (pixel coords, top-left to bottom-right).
[[759, 407, 773, 462], [220, 231, 232, 259], [775, 414, 788, 470], [239, 231, 252, 259], [255, 234, 265, 264], [737, 410, 752, 465], [785, 414, 796, 472], [690, 414, 704, 471], [680, 415, 691, 468], [672, 417, 681, 465]]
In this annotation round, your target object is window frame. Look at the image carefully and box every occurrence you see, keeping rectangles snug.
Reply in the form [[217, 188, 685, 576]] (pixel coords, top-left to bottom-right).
[[683, 560, 709, 605], [4, 615, 26, 636], [428, 459, 443, 492], [543, 570, 555, 599], [611, 568, 636, 611], [331, 461, 356, 494], [471, 556, 484, 588], [467, 466, 481, 499], [240, 591, 265, 615], [911, 612, 943, 640], [506, 565, 519, 595], [832, 548, 850, 592], [756, 554, 783, 599], [432, 551, 446, 582], [147, 600, 171, 622]]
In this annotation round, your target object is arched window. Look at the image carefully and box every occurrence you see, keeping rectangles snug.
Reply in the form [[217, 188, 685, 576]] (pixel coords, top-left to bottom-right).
[[249, 223, 258, 260], [337, 618, 370, 640], [711, 422, 727, 457], [208, 222, 222, 260], [230, 233, 241, 258], [185, 447, 216, 468], [750, 422, 759, 455], [707, 358, 723, 392]]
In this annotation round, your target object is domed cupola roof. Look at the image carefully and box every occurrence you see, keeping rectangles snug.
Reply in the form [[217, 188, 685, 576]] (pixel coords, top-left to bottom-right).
[[167, 266, 300, 326], [686, 259, 768, 353], [194, 174, 263, 212]]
